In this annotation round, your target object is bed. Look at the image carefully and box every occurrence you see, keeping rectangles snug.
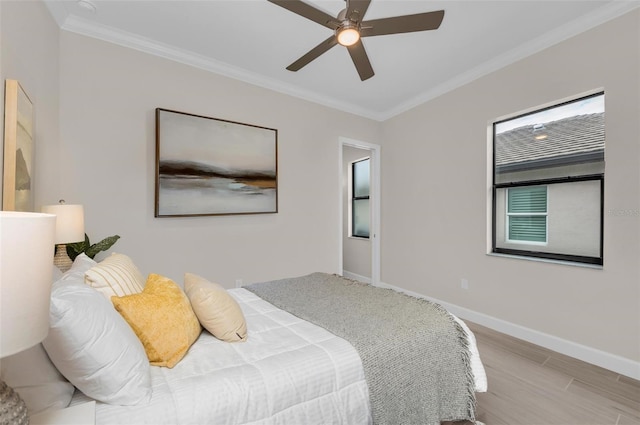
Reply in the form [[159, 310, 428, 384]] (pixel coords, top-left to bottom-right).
[[1, 254, 486, 425]]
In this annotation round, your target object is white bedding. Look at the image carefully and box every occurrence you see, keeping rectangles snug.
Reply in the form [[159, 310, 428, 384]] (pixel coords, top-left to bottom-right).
[[72, 288, 486, 424], [73, 288, 372, 425]]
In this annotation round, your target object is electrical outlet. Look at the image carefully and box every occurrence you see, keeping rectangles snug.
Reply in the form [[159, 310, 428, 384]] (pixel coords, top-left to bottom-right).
[[235, 279, 243, 288], [461, 278, 469, 290]]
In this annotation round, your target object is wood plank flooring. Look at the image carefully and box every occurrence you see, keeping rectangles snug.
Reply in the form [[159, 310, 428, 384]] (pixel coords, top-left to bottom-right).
[[449, 322, 640, 425]]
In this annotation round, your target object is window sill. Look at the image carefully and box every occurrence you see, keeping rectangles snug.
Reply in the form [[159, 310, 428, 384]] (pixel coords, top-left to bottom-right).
[[348, 236, 370, 241], [487, 252, 603, 270]]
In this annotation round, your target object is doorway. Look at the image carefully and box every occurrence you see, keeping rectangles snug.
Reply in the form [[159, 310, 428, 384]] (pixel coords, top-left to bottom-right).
[[338, 137, 380, 286]]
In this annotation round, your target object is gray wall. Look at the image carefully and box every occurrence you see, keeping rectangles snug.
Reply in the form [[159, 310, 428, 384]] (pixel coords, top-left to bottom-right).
[[0, 0, 61, 210], [55, 31, 383, 286], [381, 10, 639, 363]]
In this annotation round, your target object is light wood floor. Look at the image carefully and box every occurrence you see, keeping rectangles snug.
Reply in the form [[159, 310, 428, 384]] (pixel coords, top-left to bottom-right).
[[449, 322, 640, 425]]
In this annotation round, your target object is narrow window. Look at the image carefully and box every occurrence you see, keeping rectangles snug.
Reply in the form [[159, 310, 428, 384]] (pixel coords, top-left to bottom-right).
[[506, 186, 547, 244], [492, 92, 604, 265], [352, 158, 370, 238]]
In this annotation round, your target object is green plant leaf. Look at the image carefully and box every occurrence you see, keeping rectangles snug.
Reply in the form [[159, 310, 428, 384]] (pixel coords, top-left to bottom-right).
[[85, 235, 120, 259], [66, 234, 90, 261]]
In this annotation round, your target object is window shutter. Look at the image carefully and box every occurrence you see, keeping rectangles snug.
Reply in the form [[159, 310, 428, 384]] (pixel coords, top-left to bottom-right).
[[508, 186, 547, 242], [508, 216, 547, 242], [508, 186, 547, 213]]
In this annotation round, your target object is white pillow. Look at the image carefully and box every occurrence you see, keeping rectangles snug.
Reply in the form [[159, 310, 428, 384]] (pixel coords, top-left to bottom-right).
[[0, 254, 96, 414], [61, 253, 97, 282], [43, 279, 152, 405], [0, 344, 74, 415], [52, 264, 63, 283], [84, 253, 145, 299]]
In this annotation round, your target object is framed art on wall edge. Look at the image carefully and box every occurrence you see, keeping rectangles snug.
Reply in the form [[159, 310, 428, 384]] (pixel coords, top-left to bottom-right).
[[3, 79, 34, 212]]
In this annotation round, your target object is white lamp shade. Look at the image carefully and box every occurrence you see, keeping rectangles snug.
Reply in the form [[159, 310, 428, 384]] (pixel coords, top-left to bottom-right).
[[41, 204, 85, 244], [0, 211, 56, 357]]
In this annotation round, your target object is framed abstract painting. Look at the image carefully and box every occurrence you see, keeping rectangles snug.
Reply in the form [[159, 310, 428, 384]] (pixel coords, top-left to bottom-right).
[[155, 108, 278, 217], [2, 80, 34, 211]]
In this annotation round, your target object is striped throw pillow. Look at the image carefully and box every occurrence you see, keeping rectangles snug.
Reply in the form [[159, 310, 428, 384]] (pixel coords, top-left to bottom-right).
[[85, 253, 145, 299]]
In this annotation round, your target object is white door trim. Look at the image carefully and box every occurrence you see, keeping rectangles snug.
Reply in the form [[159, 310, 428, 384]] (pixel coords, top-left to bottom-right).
[[338, 137, 381, 285]]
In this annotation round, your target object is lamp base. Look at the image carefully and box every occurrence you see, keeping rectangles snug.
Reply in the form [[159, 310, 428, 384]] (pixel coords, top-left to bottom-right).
[[53, 244, 72, 273], [0, 379, 28, 425]]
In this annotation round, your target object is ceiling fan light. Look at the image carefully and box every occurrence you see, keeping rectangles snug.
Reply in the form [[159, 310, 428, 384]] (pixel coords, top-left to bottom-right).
[[337, 27, 360, 46]]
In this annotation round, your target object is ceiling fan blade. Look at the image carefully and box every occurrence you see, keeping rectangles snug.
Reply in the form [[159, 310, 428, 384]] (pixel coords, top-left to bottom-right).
[[286, 36, 338, 72], [360, 10, 444, 37], [347, 40, 374, 81], [268, 0, 340, 29], [346, 0, 371, 23]]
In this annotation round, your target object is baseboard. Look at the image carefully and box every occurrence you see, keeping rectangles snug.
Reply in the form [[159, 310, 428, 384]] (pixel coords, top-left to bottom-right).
[[342, 270, 372, 284], [375, 280, 640, 381]]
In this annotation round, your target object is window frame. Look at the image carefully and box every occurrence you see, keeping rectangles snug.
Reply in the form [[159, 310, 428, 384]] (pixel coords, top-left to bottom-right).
[[351, 157, 370, 239], [491, 92, 605, 266]]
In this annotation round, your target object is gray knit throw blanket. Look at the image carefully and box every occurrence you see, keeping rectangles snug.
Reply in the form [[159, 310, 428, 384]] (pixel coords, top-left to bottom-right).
[[245, 273, 476, 425]]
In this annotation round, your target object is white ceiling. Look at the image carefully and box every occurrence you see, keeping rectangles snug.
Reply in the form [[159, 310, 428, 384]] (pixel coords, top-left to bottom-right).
[[44, 0, 639, 121]]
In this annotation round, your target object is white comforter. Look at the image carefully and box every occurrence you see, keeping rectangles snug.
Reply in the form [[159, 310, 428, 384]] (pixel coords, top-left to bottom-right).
[[76, 289, 372, 424], [73, 288, 486, 424]]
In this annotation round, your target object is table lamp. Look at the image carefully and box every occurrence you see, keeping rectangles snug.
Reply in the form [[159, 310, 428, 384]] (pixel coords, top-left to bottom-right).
[[41, 201, 84, 272], [0, 211, 56, 425]]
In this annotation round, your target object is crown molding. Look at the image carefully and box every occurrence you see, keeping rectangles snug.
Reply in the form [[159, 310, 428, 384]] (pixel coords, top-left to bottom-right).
[[46, 1, 639, 122], [56, 14, 381, 120], [381, 1, 640, 121]]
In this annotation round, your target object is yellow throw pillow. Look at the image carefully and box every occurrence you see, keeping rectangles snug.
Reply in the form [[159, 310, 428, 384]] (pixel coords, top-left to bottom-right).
[[85, 253, 145, 299], [184, 273, 248, 342], [112, 274, 201, 368]]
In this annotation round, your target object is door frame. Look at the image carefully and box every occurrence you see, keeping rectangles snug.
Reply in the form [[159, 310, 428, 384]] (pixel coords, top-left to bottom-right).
[[338, 137, 381, 286]]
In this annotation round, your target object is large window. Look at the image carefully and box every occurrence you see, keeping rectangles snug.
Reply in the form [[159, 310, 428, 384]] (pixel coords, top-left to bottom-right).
[[492, 92, 604, 265], [352, 158, 370, 238]]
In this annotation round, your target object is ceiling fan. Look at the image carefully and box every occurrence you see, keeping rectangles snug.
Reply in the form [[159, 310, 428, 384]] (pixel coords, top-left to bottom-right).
[[267, 0, 445, 81]]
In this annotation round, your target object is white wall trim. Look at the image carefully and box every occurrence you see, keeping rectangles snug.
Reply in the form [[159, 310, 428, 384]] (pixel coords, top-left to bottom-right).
[[342, 270, 372, 285], [375, 280, 640, 380]]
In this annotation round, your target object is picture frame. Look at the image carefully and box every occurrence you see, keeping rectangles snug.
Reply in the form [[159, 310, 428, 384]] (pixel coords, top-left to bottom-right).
[[3, 79, 34, 211], [155, 108, 278, 217]]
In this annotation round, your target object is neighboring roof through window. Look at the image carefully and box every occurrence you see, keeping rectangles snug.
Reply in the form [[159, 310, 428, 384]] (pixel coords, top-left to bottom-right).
[[495, 112, 604, 174]]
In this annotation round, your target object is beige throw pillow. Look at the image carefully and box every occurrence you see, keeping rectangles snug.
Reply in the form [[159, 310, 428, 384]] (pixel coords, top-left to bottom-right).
[[85, 253, 145, 299], [184, 273, 248, 342]]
